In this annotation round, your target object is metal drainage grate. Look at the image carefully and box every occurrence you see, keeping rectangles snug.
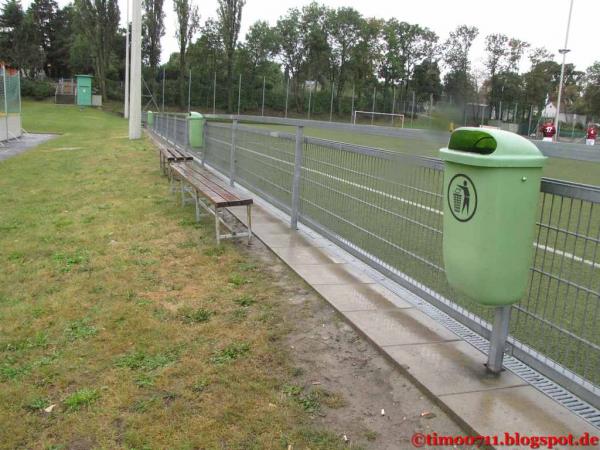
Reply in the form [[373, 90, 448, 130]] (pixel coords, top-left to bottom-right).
[[376, 277, 600, 431]]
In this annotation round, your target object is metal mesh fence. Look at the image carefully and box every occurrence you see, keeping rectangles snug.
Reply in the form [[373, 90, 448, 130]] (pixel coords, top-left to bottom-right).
[[1, 64, 21, 141], [6, 70, 20, 114], [148, 113, 600, 406], [235, 126, 295, 213], [204, 123, 232, 175]]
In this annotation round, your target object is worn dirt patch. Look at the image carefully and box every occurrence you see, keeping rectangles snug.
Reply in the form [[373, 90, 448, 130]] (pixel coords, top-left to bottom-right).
[[240, 237, 470, 449]]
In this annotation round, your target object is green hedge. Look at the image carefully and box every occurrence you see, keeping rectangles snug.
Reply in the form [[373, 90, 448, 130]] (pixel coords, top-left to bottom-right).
[[21, 79, 55, 100]]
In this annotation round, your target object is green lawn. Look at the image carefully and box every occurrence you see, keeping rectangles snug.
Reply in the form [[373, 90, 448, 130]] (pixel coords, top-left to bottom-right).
[[0, 102, 361, 449]]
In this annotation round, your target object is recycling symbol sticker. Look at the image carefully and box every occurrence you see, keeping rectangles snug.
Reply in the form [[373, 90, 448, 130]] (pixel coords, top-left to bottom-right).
[[448, 174, 477, 222]]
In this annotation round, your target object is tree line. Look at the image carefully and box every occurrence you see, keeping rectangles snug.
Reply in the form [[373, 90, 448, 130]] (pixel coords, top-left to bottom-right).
[[1, 0, 599, 119]]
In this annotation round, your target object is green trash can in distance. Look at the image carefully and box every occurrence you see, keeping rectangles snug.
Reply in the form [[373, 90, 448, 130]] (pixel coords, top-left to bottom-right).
[[439, 127, 547, 306], [188, 112, 205, 148], [147, 111, 154, 127]]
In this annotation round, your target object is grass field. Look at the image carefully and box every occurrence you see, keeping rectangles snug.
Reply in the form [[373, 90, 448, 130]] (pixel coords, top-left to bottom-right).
[[0, 102, 370, 449]]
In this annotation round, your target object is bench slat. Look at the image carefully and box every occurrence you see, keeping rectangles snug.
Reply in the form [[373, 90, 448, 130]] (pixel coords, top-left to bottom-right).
[[171, 163, 252, 208], [171, 165, 232, 205]]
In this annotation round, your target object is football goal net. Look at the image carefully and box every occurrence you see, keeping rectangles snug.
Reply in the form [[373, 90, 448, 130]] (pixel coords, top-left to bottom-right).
[[352, 110, 405, 128]]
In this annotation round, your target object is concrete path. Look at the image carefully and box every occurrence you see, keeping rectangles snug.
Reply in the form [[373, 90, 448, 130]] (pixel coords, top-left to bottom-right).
[[226, 201, 596, 439], [0, 133, 56, 162]]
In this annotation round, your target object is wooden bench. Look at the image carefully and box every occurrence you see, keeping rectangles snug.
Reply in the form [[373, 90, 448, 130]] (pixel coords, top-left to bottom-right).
[[169, 162, 253, 244], [147, 131, 193, 175], [158, 144, 193, 175]]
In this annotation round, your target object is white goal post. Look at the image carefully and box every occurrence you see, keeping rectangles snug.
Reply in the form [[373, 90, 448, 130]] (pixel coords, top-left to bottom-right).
[[352, 110, 405, 128]]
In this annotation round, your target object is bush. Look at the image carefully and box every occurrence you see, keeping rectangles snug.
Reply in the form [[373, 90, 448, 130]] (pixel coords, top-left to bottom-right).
[[21, 79, 54, 100]]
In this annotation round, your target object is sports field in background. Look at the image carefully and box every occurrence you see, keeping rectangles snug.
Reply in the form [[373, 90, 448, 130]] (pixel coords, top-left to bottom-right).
[[246, 123, 600, 186]]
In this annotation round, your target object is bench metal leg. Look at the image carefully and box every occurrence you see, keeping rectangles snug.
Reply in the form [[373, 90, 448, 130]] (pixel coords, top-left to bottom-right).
[[247, 204, 252, 245], [194, 190, 201, 222], [180, 180, 185, 207], [215, 206, 221, 245]]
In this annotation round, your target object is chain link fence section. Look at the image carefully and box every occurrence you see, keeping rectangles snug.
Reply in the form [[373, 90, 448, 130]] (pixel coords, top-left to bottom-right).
[[148, 113, 600, 410]]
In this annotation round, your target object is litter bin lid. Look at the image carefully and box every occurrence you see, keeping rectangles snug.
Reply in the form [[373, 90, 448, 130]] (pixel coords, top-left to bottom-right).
[[189, 111, 204, 119], [439, 127, 546, 168]]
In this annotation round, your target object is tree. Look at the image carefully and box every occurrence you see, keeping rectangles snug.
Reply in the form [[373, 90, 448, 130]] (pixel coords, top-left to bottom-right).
[[325, 7, 363, 112], [412, 59, 442, 100], [173, 0, 200, 108], [274, 8, 304, 110], [443, 25, 479, 105], [74, 0, 120, 100], [380, 20, 438, 96], [484, 33, 509, 109], [582, 62, 600, 118], [143, 0, 165, 97], [28, 0, 57, 75], [217, 0, 245, 112], [0, 0, 43, 72]]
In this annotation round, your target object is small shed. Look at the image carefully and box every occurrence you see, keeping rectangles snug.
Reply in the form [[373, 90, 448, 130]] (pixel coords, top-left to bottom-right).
[[76, 75, 93, 106]]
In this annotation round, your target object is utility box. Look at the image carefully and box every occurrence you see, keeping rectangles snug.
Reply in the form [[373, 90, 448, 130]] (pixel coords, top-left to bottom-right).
[[147, 111, 154, 128], [75, 75, 93, 106], [440, 127, 546, 306], [188, 112, 205, 148]]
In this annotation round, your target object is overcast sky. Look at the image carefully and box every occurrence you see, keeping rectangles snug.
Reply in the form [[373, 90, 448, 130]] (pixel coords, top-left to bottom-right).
[[23, 0, 600, 72]]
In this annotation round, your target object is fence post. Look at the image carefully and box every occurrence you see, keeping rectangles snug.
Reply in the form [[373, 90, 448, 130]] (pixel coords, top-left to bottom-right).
[[213, 72, 216, 114], [329, 82, 334, 122], [410, 91, 415, 128], [487, 305, 512, 374], [371, 87, 376, 125], [201, 122, 207, 167], [237, 74, 242, 116], [285, 77, 289, 118], [188, 69, 192, 113], [350, 83, 355, 123], [290, 125, 304, 230], [429, 93, 433, 128], [229, 119, 237, 186], [261, 76, 266, 116], [391, 85, 396, 126], [161, 67, 165, 112], [307, 87, 312, 120]]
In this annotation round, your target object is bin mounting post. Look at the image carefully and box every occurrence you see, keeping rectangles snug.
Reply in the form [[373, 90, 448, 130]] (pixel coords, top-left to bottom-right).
[[486, 305, 512, 374]]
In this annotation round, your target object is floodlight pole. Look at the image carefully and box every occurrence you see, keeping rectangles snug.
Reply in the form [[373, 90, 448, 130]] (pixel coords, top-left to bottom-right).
[[128, 0, 142, 139], [124, 0, 130, 119], [554, 0, 575, 142]]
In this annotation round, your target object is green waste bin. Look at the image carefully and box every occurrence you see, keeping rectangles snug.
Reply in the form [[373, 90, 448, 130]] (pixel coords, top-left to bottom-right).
[[188, 112, 205, 148], [439, 127, 546, 306], [147, 111, 154, 127]]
